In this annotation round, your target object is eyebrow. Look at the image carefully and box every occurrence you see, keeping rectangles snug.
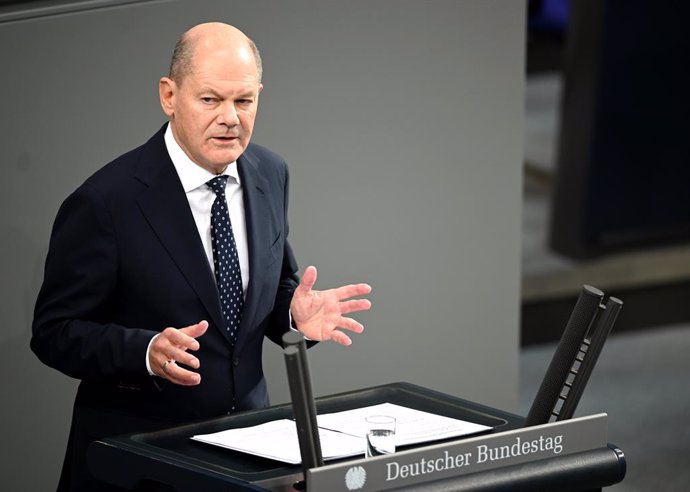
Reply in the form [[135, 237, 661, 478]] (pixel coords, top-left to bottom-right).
[[198, 87, 257, 99]]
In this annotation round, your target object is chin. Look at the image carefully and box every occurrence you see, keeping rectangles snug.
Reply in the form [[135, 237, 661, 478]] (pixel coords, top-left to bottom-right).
[[206, 153, 240, 168]]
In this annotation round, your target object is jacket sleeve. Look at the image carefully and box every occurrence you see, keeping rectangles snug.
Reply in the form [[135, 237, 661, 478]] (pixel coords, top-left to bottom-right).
[[31, 184, 156, 382]]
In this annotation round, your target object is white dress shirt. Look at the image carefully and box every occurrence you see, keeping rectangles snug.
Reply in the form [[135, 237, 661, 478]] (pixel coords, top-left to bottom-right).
[[164, 125, 249, 291], [146, 124, 250, 375]]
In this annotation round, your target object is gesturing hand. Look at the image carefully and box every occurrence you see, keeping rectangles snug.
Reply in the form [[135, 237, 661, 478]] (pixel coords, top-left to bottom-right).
[[149, 320, 208, 385], [290, 266, 372, 346]]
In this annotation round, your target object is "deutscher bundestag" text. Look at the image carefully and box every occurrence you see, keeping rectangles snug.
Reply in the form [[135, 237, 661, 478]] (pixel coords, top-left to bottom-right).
[[386, 434, 564, 481]]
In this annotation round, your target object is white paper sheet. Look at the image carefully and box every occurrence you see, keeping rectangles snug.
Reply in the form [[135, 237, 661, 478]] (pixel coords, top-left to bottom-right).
[[317, 402, 492, 447], [192, 403, 492, 464], [192, 419, 364, 464]]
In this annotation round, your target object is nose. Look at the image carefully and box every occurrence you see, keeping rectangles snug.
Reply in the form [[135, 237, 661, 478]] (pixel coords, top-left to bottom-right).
[[218, 101, 240, 126]]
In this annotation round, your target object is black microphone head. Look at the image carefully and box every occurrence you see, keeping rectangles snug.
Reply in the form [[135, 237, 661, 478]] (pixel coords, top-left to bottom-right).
[[283, 330, 306, 348], [525, 285, 604, 426]]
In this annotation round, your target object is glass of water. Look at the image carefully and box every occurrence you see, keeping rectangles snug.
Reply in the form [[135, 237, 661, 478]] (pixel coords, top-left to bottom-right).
[[365, 415, 396, 458]]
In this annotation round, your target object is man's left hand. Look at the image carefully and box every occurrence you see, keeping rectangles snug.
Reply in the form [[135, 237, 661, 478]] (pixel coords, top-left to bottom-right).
[[290, 266, 372, 346]]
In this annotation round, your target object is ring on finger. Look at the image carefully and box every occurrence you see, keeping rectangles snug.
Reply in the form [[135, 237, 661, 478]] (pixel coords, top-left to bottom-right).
[[162, 360, 175, 373]]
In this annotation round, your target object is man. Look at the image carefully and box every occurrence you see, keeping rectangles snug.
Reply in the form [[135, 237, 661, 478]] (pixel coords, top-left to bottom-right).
[[31, 22, 371, 491]]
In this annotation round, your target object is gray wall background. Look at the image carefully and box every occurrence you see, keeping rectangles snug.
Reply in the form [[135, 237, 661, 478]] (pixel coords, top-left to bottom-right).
[[0, 1, 525, 490]]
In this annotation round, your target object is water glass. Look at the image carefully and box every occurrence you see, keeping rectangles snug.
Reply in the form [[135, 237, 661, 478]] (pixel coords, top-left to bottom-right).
[[365, 415, 396, 458]]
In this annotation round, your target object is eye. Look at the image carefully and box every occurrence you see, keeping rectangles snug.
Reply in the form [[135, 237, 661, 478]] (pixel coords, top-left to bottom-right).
[[237, 99, 253, 105], [201, 97, 217, 104]]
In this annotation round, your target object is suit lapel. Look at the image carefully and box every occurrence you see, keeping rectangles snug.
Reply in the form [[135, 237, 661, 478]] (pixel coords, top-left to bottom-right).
[[134, 129, 227, 338], [235, 148, 272, 352]]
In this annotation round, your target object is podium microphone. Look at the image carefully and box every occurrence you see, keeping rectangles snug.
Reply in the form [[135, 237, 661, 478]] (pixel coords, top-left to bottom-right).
[[525, 285, 623, 427], [557, 295, 622, 421], [525, 285, 604, 426], [283, 330, 324, 482]]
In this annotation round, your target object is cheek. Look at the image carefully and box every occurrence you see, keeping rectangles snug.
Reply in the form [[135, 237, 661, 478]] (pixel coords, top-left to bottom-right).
[[240, 113, 256, 132]]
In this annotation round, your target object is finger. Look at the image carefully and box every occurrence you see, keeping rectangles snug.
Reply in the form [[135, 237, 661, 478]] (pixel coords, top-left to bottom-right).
[[295, 265, 318, 296], [150, 342, 200, 373], [179, 320, 209, 342], [335, 316, 365, 334], [330, 283, 372, 301], [338, 299, 372, 315], [151, 331, 201, 371], [165, 345, 200, 369], [162, 361, 201, 386], [328, 329, 353, 347], [161, 325, 202, 351]]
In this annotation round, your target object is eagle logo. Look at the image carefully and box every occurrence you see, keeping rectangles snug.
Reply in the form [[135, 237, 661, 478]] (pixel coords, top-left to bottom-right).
[[345, 465, 367, 490]]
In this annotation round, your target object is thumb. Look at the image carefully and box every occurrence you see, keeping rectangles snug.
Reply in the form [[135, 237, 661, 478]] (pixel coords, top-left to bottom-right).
[[296, 265, 318, 295]]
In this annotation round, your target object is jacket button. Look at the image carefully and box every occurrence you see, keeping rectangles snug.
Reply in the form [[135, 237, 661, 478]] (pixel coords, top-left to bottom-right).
[[233, 357, 239, 367]]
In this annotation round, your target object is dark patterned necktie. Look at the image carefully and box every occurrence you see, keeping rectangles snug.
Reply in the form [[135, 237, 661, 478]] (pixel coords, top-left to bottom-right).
[[207, 175, 244, 341]]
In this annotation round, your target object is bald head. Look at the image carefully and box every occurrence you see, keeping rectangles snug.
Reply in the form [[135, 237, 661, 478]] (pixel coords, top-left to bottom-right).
[[169, 22, 263, 84], [159, 22, 264, 172]]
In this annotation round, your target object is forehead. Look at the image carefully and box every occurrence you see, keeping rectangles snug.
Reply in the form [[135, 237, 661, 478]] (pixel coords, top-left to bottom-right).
[[191, 41, 259, 79], [185, 53, 259, 94]]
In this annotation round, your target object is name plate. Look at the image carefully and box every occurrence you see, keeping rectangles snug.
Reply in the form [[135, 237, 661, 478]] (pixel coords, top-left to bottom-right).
[[307, 413, 608, 491]]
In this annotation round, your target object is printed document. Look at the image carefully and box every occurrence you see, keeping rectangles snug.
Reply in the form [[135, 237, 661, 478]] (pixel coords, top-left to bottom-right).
[[192, 402, 492, 464]]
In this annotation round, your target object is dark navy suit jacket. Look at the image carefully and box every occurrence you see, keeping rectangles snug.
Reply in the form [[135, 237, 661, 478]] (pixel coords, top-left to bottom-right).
[[31, 125, 299, 491]]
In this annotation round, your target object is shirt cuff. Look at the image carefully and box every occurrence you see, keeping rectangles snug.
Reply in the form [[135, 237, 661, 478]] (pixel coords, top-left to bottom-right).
[[289, 310, 311, 341], [145, 334, 159, 376]]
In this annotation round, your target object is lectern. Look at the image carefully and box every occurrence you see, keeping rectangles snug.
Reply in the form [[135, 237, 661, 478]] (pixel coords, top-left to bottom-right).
[[88, 382, 625, 491]]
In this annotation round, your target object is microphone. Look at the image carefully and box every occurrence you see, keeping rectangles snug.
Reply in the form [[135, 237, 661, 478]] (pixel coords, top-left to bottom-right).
[[557, 295, 622, 421], [525, 285, 604, 426], [282, 331, 324, 479]]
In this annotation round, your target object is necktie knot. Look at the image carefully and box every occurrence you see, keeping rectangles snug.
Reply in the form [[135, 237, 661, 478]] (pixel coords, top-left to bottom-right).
[[206, 175, 229, 197]]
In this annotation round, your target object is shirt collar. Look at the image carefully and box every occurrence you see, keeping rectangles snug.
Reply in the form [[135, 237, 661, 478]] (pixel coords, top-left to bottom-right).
[[164, 123, 241, 193]]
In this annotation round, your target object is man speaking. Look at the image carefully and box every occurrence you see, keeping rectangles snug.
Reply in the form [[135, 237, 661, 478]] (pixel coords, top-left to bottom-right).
[[31, 22, 371, 491]]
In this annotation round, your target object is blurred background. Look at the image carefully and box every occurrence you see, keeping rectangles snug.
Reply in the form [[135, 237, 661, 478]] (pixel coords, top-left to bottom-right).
[[520, 1, 690, 490], [522, 0, 690, 343]]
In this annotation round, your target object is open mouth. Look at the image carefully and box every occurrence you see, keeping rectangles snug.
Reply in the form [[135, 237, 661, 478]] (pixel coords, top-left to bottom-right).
[[211, 136, 238, 144]]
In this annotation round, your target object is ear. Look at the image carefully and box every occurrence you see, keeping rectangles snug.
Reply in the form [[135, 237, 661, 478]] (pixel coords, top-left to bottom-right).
[[159, 77, 176, 117]]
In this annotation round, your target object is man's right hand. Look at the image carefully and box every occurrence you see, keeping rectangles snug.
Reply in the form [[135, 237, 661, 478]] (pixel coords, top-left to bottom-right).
[[149, 320, 208, 385]]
